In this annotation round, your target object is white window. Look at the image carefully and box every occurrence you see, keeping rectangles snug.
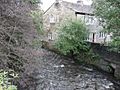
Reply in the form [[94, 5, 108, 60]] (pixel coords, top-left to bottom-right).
[[16, 0, 21, 5], [99, 32, 106, 38], [49, 14, 55, 24], [85, 16, 95, 25], [105, 34, 111, 42], [48, 32, 53, 40]]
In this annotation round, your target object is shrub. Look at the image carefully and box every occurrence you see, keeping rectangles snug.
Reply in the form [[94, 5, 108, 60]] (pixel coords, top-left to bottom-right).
[[55, 19, 99, 63], [31, 11, 43, 35], [0, 70, 18, 90], [55, 19, 89, 56], [110, 36, 120, 53]]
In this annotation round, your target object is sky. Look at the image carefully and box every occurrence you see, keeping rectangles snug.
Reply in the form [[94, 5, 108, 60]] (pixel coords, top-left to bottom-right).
[[41, 0, 92, 11]]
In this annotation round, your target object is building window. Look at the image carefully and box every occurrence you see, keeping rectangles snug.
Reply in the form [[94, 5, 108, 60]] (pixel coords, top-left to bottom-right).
[[85, 16, 95, 25], [49, 14, 55, 24], [48, 32, 53, 40], [99, 32, 106, 38], [16, 0, 21, 5]]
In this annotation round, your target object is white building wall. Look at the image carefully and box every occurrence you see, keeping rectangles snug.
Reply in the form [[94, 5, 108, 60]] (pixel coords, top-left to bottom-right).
[[77, 14, 107, 43]]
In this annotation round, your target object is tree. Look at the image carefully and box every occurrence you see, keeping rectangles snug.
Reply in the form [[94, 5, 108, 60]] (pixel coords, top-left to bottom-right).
[[55, 19, 89, 56], [94, 0, 120, 52], [55, 19, 98, 63]]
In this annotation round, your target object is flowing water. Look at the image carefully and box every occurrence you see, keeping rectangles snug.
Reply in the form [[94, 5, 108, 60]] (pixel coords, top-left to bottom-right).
[[32, 49, 120, 90]]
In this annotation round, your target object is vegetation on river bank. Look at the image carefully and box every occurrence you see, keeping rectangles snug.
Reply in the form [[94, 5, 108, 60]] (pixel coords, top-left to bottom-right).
[[55, 19, 99, 64], [94, 0, 120, 53], [0, 70, 18, 90], [0, 0, 42, 89]]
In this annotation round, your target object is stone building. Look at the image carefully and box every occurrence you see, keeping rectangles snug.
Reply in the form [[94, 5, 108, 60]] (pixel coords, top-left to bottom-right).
[[43, 0, 110, 43]]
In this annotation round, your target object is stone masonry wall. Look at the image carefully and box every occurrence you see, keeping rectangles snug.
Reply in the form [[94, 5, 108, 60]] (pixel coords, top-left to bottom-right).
[[43, 2, 76, 41], [88, 42, 120, 79]]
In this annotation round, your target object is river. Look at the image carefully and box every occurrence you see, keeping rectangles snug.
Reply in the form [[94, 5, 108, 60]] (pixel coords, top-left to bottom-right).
[[26, 49, 120, 90]]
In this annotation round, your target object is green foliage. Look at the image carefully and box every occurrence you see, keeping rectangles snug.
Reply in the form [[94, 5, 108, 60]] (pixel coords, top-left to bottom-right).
[[30, 0, 40, 4], [94, 0, 120, 52], [31, 10, 43, 48], [109, 36, 120, 53], [32, 39, 42, 49], [7, 85, 17, 90], [31, 11, 44, 35], [0, 70, 18, 90], [25, 0, 41, 4], [55, 19, 99, 63], [55, 19, 89, 55]]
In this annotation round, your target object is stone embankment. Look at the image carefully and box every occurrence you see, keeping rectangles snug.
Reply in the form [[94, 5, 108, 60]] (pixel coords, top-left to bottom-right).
[[42, 41, 120, 79]]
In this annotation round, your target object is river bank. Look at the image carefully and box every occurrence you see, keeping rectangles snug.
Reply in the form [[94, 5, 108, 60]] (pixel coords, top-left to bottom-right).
[[17, 49, 120, 90]]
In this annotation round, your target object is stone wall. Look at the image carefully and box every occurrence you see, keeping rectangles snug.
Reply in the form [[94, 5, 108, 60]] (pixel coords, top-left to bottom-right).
[[88, 42, 120, 79], [43, 1, 76, 41], [42, 41, 120, 79]]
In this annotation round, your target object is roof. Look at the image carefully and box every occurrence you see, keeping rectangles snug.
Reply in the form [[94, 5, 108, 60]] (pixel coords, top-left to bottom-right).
[[62, 1, 94, 15], [43, 2, 55, 14], [44, 0, 94, 15]]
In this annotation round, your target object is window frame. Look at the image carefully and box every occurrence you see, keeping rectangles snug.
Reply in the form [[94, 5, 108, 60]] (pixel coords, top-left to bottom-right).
[[49, 14, 56, 24]]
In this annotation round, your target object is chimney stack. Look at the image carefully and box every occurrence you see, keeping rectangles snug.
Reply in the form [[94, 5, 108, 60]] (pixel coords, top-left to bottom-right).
[[77, 0, 83, 6]]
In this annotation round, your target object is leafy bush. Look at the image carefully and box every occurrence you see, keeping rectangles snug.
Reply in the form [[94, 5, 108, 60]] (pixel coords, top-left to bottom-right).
[[0, 70, 18, 90], [30, 10, 43, 49], [110, 36, 120, 53], [27, 0, 41, 4], [31, 11, 44, 35], [54, 19, 99, 63], [55, 19, 89, 56]]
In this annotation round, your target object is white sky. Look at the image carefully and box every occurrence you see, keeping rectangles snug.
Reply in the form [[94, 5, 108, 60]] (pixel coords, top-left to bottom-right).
[[41, 0, 92, 11]]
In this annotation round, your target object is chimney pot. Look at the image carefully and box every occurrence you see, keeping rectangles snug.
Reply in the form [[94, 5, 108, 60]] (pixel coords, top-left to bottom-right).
[[77, 0, 83, 6]]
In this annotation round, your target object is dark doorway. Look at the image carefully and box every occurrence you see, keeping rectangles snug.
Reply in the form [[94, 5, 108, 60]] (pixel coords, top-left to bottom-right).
[[92, 33, 95, 42]]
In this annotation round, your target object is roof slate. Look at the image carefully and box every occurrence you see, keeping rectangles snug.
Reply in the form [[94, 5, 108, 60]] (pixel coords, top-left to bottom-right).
[[62, 1, 94, 14], [44, 0, 94, 15]]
